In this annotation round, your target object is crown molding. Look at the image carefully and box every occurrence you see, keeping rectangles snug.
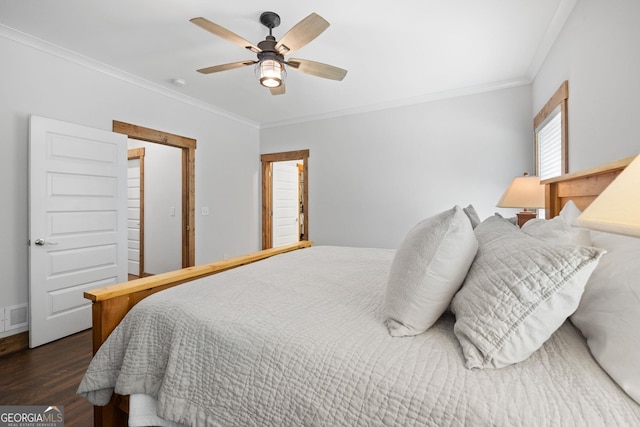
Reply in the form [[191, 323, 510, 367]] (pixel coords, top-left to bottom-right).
[[260, 79, 531, 129], [0, 24, 259, 129], [2, 0, 575, 132], [526, 0, 578, 80]]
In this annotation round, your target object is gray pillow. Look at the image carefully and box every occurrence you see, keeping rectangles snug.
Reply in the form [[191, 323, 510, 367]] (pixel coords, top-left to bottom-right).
[[494, 212, 518, 226], [463, 204, 481, 229], [384, 206, 478, 337], [451, 215, 605, 369]]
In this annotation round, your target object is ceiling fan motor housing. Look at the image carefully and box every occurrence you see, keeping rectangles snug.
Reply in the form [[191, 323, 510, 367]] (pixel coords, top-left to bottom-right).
[[257, 36, 284, 63]]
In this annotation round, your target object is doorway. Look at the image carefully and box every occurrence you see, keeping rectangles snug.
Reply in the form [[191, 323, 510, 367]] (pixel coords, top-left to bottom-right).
[[261, 150, 309, 249], [113, 121, 196, 267]]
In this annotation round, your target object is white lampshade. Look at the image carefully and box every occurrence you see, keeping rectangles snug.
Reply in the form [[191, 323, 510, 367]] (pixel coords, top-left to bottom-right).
[[496, 173, 545, 209], [577, 155, 640, 237]]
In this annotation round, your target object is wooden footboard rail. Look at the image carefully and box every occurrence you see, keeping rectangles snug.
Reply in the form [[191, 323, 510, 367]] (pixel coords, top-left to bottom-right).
[[84, 240, 312, 427]]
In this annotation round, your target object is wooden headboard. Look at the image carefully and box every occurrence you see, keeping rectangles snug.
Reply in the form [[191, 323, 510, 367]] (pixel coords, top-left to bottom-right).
[[542, 155, 637, 219]]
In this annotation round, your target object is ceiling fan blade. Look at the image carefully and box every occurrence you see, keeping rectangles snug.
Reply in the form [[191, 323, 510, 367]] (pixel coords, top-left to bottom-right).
[[197, 60, 256, 74], [190, 17, 261, 53], [270, 84, 286, 96], [275, 13, 329, 55], [287, 59, 347, 81]]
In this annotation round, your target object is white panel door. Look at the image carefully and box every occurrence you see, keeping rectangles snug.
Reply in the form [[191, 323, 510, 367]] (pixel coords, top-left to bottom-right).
[[272, 162, 300, 247], [127, 158, 141, 276], [29, 115, 127, 347]]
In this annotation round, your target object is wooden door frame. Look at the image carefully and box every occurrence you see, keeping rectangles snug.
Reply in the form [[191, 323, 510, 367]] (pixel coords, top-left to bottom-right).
[[261, 149, 309, 249], [127, 148, 145, 277], [114, 121, 196, 267]]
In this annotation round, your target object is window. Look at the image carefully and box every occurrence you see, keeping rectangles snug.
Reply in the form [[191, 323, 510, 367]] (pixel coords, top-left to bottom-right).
[[534, 81, 568, 180], [536, 110, 562, 179]]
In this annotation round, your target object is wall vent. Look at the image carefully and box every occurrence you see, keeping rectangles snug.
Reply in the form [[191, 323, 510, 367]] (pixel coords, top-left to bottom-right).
[[3, 304, 29, 332]]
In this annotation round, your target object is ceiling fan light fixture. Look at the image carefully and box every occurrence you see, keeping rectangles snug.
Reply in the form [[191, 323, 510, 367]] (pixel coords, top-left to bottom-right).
[[257, 59, 285, 88], [192, 12, 346, 95]]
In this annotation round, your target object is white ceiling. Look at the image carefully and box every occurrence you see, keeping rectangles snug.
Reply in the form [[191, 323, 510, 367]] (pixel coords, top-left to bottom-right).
[[0, 0, 575, 127]]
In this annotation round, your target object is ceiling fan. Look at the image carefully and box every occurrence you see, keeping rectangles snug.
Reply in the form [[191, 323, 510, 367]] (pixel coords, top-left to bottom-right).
[[190, 12, 347, 95]]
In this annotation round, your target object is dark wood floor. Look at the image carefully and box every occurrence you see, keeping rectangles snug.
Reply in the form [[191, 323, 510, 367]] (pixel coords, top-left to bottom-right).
[[0, 329, 94, 426]]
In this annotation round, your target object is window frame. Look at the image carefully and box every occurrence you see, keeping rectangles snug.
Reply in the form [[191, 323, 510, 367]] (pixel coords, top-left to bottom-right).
[[534, 80, 569, 178]]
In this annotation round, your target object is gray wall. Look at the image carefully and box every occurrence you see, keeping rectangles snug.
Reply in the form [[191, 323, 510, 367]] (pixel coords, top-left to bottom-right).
[[261, 0, 640, 249], [261, 85, 533, 248], [532, 0, 640, 170], [127, 140, 182, 275], [0, 32, 260, 337]]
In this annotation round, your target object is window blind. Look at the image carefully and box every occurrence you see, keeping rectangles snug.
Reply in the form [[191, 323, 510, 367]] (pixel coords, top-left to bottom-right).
[[537, 111, 562, 180]]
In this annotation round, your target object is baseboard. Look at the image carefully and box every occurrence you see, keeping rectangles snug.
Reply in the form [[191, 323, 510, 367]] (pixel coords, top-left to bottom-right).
[[0, 331, 29, 358]]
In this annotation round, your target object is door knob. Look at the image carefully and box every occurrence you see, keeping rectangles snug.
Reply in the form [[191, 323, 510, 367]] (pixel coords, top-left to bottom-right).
[[34, 239, 57, 246]]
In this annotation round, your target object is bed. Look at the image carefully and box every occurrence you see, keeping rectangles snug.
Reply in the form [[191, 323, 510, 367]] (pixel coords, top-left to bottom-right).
[[78, 155, 640, 426]]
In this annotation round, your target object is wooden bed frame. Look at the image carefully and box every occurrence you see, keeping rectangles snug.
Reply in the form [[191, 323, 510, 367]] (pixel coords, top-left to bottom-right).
[[542, 155, 635, 218], [84, 240, 312, 426], [83, 154, 636, 426]]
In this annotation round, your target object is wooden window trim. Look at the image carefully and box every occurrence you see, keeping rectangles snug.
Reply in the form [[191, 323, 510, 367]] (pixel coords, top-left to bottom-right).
[[534, 80, 569, 176]]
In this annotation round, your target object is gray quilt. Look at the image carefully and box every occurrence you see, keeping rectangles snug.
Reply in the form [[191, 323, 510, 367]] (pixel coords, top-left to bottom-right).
[[78, 246, 640, 426]]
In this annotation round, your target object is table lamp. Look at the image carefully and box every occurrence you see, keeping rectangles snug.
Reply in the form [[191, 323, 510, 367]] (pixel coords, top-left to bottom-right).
[[497, 172, 545, 227]]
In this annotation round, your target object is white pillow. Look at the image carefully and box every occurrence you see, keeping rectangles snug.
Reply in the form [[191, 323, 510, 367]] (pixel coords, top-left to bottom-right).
[[451, 215, 605, 369], [384, 206, 478, 337], [571, 232, 640, 405], [522, 200, 592, 246]]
